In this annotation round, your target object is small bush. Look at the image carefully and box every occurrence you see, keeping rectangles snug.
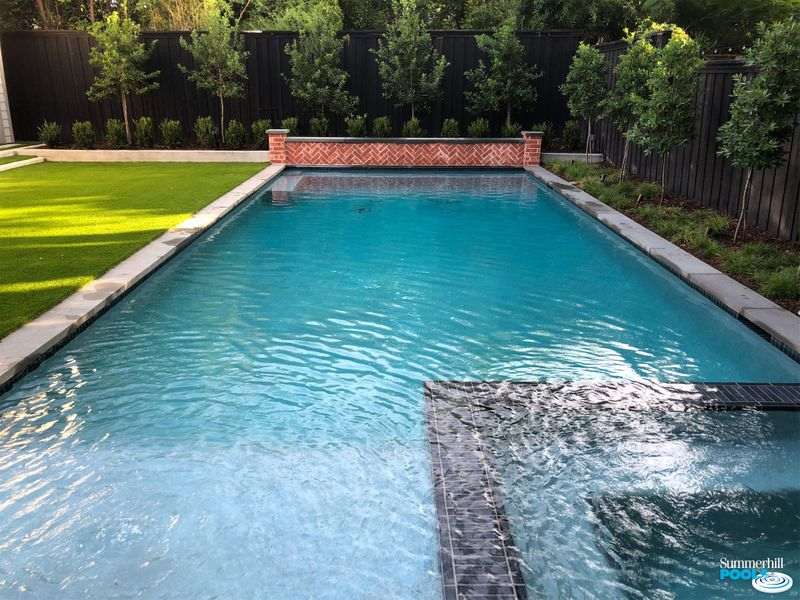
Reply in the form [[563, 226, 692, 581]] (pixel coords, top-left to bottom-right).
[[105, 118, 127, 148], [194, 116, 217, 147], [37, 120, 61, 147], [281, 117, 299, 134], [309, 116, 329, 136], [440, 118, 460, 137], [762, 266, 800, 299], [561, 119, 582, 151], [250, 119, 271, 147], [467, 118, 490, 138], [401, 117, 425, 137], [71, 121, 95, 148], [134, 117, 155, 147], [160, 119, 182, 148], [501, 121, 521, 138], [530, 121, 553, 148], [345, 114, 367, 137], [372, 116, 392, 137], [637, 182, 661, 202], [225, 119, 246, 149]]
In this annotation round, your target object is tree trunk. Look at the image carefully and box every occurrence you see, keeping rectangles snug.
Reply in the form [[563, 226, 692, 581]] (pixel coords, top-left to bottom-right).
[[620, 136, 630, 181], [659, 154, 667, 204], [88, 0, 95, 21], [734, 167, 753, 243], [219, 94, 225, 145], [121, 93, 131, 145], [506, 102, 512, 131], [410, 103, 415, 121], [585, 119, 592, 163], [34, 0, 50, 27]]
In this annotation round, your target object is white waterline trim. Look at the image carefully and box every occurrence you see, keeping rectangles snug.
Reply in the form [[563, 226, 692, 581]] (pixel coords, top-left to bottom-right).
[[16, 148, 270, 162], [0, 163, 284, 390], [0, 157, 44, 172], [526, 165, 800, 358]]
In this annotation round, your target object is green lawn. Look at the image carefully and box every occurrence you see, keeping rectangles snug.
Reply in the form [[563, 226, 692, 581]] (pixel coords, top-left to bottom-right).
[[0, 161, 265, 338], [0, 155, 32, 165]]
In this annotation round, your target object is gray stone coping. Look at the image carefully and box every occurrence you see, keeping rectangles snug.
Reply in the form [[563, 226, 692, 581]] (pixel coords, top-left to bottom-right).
[[526, 165, 800, 360], [0, 164, 285, 391], [284, 136, 525, 144], [0, 156, 43, 171], [16, 148, 269, 162]]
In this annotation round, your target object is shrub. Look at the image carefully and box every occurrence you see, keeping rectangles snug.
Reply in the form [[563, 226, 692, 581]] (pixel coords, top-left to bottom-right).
[[345, 114, 367, 137], [467, 118, 490, 138], [105, 118, 127, 148], [372, 116, 392, 137], [72, 120, 96, 148], [281, 116, 299, 134], [561, 119, 582, 151], [224, 119, 246, 149], [251, 119, 271, 147], [401, 117, 425, 137], [309, 116, 329, 136], [134, 116, 155, 147], [194, 116, 217, 147], [160, 119, 182, 148], [440, 118, 460, 137], [637, 182, 661, 202], [501, 121, 521, 138], [530, 121, 553, 148], [37, 120, 61, 147], [762, 266, 800, 299]]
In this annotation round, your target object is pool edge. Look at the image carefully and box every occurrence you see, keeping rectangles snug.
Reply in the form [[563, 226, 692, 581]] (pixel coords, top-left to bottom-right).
[[525, 165, 800, 363], [0, 163, 285, 393]]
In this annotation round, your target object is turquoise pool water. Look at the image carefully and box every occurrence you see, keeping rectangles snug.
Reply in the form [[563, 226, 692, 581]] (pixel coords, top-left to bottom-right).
[[0, 169, 798, 599]]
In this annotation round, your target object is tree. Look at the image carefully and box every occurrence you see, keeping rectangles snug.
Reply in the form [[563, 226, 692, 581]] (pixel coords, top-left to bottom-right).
[[464, 16, 540, 133], [86, 11, 159, 145], [283, 0, 357, 122], [718, 19, 800, 241], [561, 42, 608, 159], [604, 25, 658, 179], [628, 25, 703, 202], [180, 0, 248, 144], [371, 0, 448, 120]]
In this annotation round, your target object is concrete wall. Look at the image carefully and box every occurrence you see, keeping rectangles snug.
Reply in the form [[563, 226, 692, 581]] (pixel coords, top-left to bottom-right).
[[0, 45, 14, 144]]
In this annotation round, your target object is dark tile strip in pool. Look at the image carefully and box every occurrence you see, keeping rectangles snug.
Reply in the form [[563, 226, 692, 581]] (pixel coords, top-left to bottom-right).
[[425, 380, 800, 599]]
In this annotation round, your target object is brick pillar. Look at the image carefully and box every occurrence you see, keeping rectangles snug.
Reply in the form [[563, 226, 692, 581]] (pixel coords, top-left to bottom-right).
[[521, 131, 543, 167], [267, 129, 289, 164]]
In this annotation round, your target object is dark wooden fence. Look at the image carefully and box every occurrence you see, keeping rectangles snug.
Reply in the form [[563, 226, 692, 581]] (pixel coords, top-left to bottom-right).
[[0, 29, 581, 141], [596, 40, 800, 241]]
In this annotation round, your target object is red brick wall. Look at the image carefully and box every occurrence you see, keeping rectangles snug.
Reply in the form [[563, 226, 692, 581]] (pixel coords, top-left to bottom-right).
[[267, 130, 542, 168]]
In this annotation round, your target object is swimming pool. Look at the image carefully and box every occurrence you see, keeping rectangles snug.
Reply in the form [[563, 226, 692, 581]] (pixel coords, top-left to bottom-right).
[[0, 169, 798, 598]]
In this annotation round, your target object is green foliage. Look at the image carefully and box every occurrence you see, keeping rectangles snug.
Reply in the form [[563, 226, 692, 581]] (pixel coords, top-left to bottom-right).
[[281, 116, 299, 133], [530, 121, 553, 148], [224, 119, 246, 148], [467, 117, 490, 138], [86, 11, 159, 145], [605, 31, 657, 133], [401, 117, 426, 137], [160, 119, 183, 147], [561, 42, 608, 123], [440, 118, 460, 137], [465, 17, 540, 129], [372, 0, 449, 119], [194, 115, 218, 147], [105, 118, 127, 148], [501, 121, 521, 137], [372, 116, 393, 137], [283, 0, 357, 120], [71, 121, 95, 148], [718, 20, 800, 172], [309, 116, 329, 136], [345, 114, 367, 137], [134, 116, 155, 147], [463, 0, 520, 30], [561, 119, 582, 150], [179, 0, 248, 143], [37, 121, 61, 147], [251, 119, 271, 146], [762, 266, 800, 299], [628, 26, 703, 158]]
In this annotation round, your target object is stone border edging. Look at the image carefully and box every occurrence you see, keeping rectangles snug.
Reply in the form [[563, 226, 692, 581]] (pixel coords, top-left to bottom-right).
[[542, 152, 603, 164], [526, 165, 800, 360], [15, 148, 269, 162], [0, 156, 43, 172], [0, 163, 285, 391]]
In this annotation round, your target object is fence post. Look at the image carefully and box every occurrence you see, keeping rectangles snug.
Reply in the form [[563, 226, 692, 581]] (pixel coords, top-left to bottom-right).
[[522, 131, 543, 166], [0, 44, 14, 144], [267, 129, 289, 164]]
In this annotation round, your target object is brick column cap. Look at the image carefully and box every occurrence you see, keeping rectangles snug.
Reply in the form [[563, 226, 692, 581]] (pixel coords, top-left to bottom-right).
[[521, 131, 543, 137], [267, 129, 290, 135]]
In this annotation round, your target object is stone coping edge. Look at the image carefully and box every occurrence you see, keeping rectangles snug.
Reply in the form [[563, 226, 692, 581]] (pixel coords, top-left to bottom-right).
[[526, 165, 800, 361], [0, 163, 285, 392], [16, 148, 270, 162], [0, 156, 43, 171]]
